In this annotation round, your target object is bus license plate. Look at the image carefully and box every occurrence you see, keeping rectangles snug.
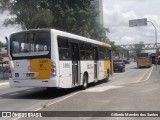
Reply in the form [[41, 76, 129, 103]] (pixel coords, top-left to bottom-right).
[[26, 73, 35, 77]]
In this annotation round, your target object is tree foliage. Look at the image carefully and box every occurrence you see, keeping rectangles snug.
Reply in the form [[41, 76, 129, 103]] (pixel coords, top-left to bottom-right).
[[2, 0, 53, 29], [0, 0, 109, 42], [0, 40, 4, 48]]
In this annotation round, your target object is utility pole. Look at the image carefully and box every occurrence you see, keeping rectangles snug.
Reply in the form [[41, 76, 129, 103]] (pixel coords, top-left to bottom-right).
[[129, 18, 158, 53], [147, 21, 158, 53]]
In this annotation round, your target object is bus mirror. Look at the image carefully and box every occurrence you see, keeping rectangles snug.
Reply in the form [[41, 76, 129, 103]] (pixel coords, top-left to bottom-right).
[[5, 36, 9, 54]]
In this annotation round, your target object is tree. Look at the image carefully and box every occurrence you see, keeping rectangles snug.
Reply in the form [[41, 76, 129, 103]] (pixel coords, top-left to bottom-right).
[[0, 0, 108, 42], [2, 0, 53, 29], [0, 40, 4, 48]]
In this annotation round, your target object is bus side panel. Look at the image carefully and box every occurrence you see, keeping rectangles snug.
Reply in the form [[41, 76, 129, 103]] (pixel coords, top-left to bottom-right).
[[104, 60, 110, 78], [80, 61, 94, 84], [98, 61, 104, 80], [59, 61, 72, 88]]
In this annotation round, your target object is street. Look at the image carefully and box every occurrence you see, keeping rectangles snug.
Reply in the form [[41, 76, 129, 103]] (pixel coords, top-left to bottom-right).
[[0, 62, 160, 120], [1, 0, 160, 120]]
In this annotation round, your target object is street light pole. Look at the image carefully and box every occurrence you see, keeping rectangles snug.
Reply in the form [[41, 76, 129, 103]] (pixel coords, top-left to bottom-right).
[[147, 21, 158, 52]]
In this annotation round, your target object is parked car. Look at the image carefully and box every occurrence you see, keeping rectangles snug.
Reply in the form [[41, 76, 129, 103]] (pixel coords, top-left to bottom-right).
[[124, 59, 130, 64], [113, 60, 125, 72]]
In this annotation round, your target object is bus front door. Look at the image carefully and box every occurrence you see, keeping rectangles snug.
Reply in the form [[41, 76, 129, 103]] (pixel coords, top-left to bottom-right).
[[71, 43, 80, 86], [93, 47, 98, 80]]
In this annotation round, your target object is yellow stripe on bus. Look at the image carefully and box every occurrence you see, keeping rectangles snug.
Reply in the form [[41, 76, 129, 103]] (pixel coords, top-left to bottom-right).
[[104, 60, 110, 78], [30, 58, 51, 79]]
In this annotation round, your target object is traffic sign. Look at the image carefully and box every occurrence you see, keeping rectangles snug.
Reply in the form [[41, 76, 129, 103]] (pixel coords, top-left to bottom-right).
[[129, 18, 147, 27]]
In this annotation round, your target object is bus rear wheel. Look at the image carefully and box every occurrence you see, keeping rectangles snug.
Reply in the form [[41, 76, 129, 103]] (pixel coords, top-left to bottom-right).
[[81, 74, 88, 90]]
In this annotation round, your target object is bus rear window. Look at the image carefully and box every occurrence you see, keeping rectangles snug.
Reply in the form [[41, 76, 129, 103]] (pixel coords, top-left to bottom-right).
[[11, 31, 51, 57]]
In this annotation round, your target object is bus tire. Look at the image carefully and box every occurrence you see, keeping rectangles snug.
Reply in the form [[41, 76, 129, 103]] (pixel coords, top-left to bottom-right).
[[81, 74, 88, 90], [104, 70, 110, 82]]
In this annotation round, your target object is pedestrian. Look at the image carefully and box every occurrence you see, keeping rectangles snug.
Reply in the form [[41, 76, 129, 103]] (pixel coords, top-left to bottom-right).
[[157, 56, 160, 64], [157, 56, 160, 72], [155, 57, 158, 70]]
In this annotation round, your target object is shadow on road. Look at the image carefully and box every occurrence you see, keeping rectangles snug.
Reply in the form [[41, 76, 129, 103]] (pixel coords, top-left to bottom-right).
[[131, 67, 151, 69], [0, 80, 108, 100], [113, 71, 124, 73]]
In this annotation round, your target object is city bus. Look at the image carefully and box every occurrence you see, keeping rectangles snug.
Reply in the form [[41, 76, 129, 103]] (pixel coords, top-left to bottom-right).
[[136, 52, 152, 68], [8, 29, 112, 89]]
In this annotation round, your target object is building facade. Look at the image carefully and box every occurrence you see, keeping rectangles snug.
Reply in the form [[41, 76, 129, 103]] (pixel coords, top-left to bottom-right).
[[91, 0, 104, 26]]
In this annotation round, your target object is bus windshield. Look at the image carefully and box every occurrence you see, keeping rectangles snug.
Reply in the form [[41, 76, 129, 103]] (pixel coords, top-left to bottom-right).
[[10, 31, 51, 58]]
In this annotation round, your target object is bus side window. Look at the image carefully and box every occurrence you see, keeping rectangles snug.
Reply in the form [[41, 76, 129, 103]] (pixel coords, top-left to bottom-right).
[[80, 42, 93, 60], [58, 37, 71, 60], [98, 47, 104, 60]]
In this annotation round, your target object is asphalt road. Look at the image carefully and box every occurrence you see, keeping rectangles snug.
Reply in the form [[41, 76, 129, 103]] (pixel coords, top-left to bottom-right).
[[0, 62, 160, 120]]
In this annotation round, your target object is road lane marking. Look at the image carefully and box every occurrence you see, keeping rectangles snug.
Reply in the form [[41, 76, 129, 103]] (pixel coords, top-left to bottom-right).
[[26, 89, 33, 92], [33, 91, 81, 111], [12, 85, 124, 120], [135, 69, 149, 83], [9, 93, 20, 96], [144, 66, 153, 82], [83, 86, 123, 92], [12, 91, 81, 120], [132, 66, 153, 84], [33, 86, 124, 111], [0, 82, 9, 86]]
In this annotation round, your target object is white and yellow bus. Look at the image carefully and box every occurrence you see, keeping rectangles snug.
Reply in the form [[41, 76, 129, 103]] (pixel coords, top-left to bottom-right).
[[8, 29, 112, 89]]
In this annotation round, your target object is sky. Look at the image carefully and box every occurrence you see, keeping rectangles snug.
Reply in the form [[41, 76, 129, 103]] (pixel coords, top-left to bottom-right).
[[0, 11, 21, 43], [103, 0, 160, 45], [0, 0, 160, 46]]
